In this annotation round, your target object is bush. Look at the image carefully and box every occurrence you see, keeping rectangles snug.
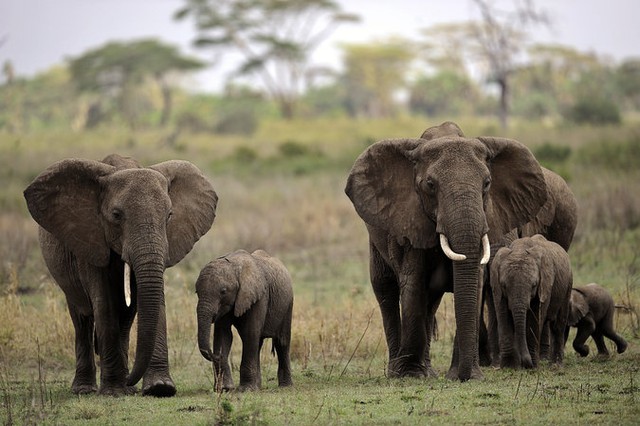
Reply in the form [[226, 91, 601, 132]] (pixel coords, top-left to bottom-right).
[[278, 140, 311, 157], [564, 97, 622, 125], [577, 132, 640, 171], [214, 108, 259, 136]]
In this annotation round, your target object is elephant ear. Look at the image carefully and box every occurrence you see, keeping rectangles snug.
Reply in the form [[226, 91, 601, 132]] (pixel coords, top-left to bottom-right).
[[345, 138, 437, 249], [568, 289, 589, 326], [23, 159, 115, 267], [419, 121, 465, 140], [536, 244, 555, 305], [150, 161, 218, 267], [478, 137, 548, 242], [234, 254, 268, 317]]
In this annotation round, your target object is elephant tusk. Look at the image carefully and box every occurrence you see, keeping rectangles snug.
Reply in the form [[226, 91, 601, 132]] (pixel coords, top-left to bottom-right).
[[480, 234, 491, 265], [440, 234, 467, 261], [124, 263, 131, 307]]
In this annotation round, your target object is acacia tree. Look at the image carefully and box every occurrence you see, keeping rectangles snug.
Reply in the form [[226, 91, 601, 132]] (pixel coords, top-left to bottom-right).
[[341, 40, 413, 118], [174, 0, 359, 119], [69, 39, 204, 129]]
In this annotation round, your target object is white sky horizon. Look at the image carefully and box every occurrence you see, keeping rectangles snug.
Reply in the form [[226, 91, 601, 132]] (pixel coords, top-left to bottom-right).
[[1, 0, 639, 92]]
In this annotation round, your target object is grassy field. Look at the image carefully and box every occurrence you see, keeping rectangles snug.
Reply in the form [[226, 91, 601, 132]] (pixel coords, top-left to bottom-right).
[[1, 117, 639, 425]]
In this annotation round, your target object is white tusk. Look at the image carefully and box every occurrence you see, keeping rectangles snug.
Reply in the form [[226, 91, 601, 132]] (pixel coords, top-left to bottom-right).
[[124, 263, 131, 307], [480, 234, 491, 265], [440, 234, 467, 261]]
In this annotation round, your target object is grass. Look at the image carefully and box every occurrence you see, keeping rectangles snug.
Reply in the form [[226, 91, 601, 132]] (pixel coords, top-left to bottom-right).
[[1, 116, 640, 424]]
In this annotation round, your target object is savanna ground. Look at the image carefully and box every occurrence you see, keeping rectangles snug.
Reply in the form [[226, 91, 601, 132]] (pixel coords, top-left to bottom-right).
[[1, 117, 639, 425]]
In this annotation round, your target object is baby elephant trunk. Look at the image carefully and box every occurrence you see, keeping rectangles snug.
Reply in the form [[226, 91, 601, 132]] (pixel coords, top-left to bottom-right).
[[197, 301, 215, 362]]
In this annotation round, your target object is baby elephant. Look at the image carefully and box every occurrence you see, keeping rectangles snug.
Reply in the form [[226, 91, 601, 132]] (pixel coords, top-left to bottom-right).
[[567, 283, 628, 358], [196, 249, 293, 391], [491, 234, 572, 369]]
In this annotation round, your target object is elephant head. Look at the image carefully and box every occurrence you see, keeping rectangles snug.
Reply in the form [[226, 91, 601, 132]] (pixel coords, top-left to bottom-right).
[[568, 289, 589, 327], [24, 155, 217, 386], [345, 122, 547, 380], [196, 251, 267, 361]]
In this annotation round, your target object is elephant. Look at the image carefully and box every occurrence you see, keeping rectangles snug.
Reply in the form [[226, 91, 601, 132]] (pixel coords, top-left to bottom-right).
[[481, 166, 578, 366], [23, 154, 217, 396], [196, 249, 293, 391], [345, 121, 548, 381], [491, 234, 572, 369], [566, 283, 628, 358]]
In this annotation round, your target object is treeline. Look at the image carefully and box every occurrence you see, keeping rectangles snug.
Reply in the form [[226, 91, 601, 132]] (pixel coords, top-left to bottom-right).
[[1, 0, 639, 133]]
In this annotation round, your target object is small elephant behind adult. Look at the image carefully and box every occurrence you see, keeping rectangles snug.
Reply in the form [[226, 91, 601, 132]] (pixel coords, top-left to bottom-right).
[[196, 249, 293, 391], [567, 283, 628, 358], [491, 235, 572, 369]]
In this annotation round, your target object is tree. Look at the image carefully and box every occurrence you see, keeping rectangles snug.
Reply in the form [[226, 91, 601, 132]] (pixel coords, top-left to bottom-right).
[[409, 71, 481, 117], [469, 0, 549, 128], [174, 0, 359, 119], [69, 39, 204, 129], [341, 39, 414, 118]]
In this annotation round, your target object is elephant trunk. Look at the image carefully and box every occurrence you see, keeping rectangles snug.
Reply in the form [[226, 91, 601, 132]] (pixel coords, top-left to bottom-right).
[[126, 251, 166, 386], [512, 302, 533, 369], [443, 193, 487, 381], [197, 300, 215, 362]]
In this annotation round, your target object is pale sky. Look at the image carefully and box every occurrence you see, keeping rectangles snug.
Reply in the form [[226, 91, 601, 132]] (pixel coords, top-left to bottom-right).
[[1, 0, 639, 91]]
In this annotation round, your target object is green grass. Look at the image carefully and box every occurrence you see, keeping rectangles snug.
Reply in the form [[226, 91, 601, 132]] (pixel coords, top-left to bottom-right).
[[2, 116, 640, 424]]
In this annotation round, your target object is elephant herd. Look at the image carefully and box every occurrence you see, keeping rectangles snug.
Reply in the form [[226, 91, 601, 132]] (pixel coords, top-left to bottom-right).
[[23, 121, 627, 397]]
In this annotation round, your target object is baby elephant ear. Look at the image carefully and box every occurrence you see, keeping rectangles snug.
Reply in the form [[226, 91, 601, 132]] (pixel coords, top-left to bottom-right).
[[234, 256, 268, 317], [568, 290, 589, 326]]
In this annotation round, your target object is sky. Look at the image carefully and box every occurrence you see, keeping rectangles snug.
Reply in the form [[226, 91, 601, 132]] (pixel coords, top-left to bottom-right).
[[1, 0, 639, 92]]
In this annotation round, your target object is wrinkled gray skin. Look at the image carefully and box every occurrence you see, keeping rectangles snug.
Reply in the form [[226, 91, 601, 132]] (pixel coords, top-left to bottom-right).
[[24, 154, 217, 397], [567, 283, 628, 357], [196, 249, 293, 391], [481, 167, 578, 366], [345, 122, 548, 381], [491, 235, 572, 369]]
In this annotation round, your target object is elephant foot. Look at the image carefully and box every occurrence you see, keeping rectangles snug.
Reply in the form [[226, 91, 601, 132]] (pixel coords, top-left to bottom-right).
[[142, 371, 176, 397], [388, 357, 433, 378], [72, 383, 97, 395], [617, 340, 628, 354], [446, 364, 484, 381], [237, 383, 259, 392], [98, 384, 137, 397], [574, 344, 589, 357]]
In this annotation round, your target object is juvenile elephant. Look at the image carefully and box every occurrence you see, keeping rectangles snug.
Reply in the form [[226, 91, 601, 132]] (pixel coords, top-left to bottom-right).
[[345, 121, 548, 381], [196, 249, 293, 391], [491, 235, 572, 369], [567, 283, 628, 357], [24, 154, 217, 396], [481, 167, 578, 366]]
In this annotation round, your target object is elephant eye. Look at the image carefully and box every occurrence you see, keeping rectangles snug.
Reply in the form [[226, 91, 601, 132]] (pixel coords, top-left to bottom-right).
[[483, 177, 492, 193], [419, 177, 437, 194], [167, 210, 173, 223], [111, 208, 124, 223]]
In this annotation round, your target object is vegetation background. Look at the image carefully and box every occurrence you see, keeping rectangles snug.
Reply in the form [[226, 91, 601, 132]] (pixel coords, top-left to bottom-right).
[[1, 0, 640, 424]]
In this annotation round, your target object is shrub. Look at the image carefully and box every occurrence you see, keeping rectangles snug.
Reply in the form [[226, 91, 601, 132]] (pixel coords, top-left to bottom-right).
[[278, 140, 311, 157], [564, 97, 622, 125], [214, 108, 259, 136], [577, 132, 640, 171]]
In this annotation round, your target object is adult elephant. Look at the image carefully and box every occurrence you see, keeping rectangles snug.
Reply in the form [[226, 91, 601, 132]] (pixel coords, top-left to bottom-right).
[[345, 122, 547, 381], [24, 154, 217, 396]]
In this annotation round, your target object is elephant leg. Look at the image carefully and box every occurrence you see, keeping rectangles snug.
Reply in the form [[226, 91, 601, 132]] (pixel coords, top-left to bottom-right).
[[68, 305, 97, 394], [212, 323, 234, 392], [238, 331, 261, 391], [369, 243, 401, 373], [274, 336, 292, 387], [141, 302, 176, 397], [591, 329, 610, 357], [423, 292, 442, 378], [572, 317, 595, 357], [526, 300, 540, 368], [484, 286, 500, 367], [601, 315, 628, 354], [393, 263, 430, 378], [549, 319, 566, 365]]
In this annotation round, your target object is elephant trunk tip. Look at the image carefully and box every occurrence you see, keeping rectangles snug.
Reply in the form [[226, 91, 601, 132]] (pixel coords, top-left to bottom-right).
[[200, 348, 213, 362]]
